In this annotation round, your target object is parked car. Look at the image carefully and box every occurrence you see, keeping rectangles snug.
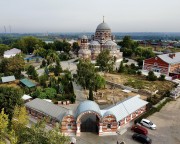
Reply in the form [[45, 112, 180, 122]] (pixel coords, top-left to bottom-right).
[[140, 119, 156, 129], [131, 125, 148, 135], [132, 133, 152, 144]]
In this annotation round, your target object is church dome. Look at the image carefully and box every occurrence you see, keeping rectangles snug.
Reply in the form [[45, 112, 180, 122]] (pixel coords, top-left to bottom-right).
[[81, 35, 88, 39], [90, 40, 100, 45], [96, 22, 111, 30], [105, 40, 117, 46]]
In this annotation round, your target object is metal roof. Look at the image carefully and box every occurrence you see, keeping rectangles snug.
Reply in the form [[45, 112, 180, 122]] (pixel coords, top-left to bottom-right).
[[25, 98, 69, 121], [4, 48, 21, 55], [1, 76, 15, 83], [96, 22, 111, 30], [76, 100, 101, 118], [158, 52, 180, 64], [101, 95, 148, 122], [22, 94, 32, 100], [20, 78, 36, 88]]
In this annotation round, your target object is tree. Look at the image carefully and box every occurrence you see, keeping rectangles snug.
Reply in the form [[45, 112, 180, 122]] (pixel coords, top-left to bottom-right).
[[96, 49, 114, 72], [38, 74, 48, 87], [0, 86, 23, 120], [40, 59, 47, 68], [12, 36, 43, 54], [33, 47, 47, 58], [12, 106, 28, 141], [72, 42, 80, 54], [18, 121, 69, 144], [44, 88, 57, 99], [26, 65, 38, 80], [54, 64, 62, 76], [0, 109, 9, 143], [118, 36, 139, 50], [0, 44, 10, 56], [146, 71, 157, 81], [88, 87, 94, 101], [0, 55, 25, 78], [118, 61, 125, 73]]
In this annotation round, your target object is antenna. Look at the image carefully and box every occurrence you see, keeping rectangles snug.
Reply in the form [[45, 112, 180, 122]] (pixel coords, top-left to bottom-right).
[[9, 25, 12, 33], [103, 16, 104, 23], [4, 26, 6, 33]]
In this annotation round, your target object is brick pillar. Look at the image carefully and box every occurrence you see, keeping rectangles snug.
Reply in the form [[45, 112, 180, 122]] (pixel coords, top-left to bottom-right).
[[76, 123, 81, 136], [98, 123, 103, 136]]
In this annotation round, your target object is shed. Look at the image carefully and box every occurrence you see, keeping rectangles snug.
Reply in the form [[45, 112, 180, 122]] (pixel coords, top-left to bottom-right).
[[20, 78, 36, 88]]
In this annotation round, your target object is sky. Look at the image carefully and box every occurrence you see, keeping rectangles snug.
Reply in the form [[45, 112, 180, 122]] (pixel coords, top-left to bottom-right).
[[0, 0, 180, 33]]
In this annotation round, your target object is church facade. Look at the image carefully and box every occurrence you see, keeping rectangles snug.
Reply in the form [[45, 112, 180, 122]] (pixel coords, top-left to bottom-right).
[[78, 19, 123, 61]]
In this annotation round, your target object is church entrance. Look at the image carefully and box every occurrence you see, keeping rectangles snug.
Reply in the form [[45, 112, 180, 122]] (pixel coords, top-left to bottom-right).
[[80, 113, 99, 133]]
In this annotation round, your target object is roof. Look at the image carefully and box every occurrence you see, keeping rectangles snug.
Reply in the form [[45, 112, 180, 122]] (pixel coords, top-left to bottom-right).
[[158, 52, 180, 64], [104, 40, 117, 46], [81, 35, 88, 39], [25, 98, 69, 121], [22, 94, 32, 100], [96, 22, 111, 30], [20, 78, 36, 88], [90, 41, 100, 45], [76, 100, 101, 118], [1, 76, 15, 83], [101, 95, 148, 121], [4, 48, 21, 55]]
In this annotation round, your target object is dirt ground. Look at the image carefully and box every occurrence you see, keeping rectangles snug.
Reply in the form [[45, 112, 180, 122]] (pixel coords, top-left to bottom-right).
[[104, 73, 175, 93]]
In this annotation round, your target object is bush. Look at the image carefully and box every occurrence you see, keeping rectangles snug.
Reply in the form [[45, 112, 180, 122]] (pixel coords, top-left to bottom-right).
[[158, 74, 165, 81], [137, 71, 142, 75], [146, 71, 157, 81]]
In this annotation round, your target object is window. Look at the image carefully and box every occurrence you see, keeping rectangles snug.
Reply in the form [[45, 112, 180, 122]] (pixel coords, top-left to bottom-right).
[[67, 124, 71, 130], [107, 123, 111, 129]]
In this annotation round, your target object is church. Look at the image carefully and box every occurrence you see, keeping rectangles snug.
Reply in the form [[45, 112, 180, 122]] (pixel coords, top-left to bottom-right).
[[78, 18, 123, 61]]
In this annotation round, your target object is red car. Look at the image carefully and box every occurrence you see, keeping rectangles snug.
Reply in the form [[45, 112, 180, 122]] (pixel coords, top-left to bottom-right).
[[131, 125, 148, 135]]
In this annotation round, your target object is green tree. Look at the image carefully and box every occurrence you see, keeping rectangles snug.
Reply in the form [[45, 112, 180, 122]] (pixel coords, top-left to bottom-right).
[[12, 36, 43, 53], [88, 87, 94, 101], [96, 49, 114, 72], [72, 42, 80, 54], [38, 74, 48, 87], [44, 88, 57, 99], [0, 86, 23, 120], [26, 65, 38, 80], [33, 47, 47, 58], [0, 44, 10, 56], [158, 74, 165, 81], [40, 59, 47, 68], [0, 109, 9, 143], [118, 61, 125, 73], [0, 55, 25, 78], [18, 121, 69, 144]]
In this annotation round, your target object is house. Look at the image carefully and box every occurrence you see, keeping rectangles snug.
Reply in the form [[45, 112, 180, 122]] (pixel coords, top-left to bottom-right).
[[1, 75, 16, 83], [143, 52, 180, 78], [25, 95, 148, 136], [3, 48, 21, 58]]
